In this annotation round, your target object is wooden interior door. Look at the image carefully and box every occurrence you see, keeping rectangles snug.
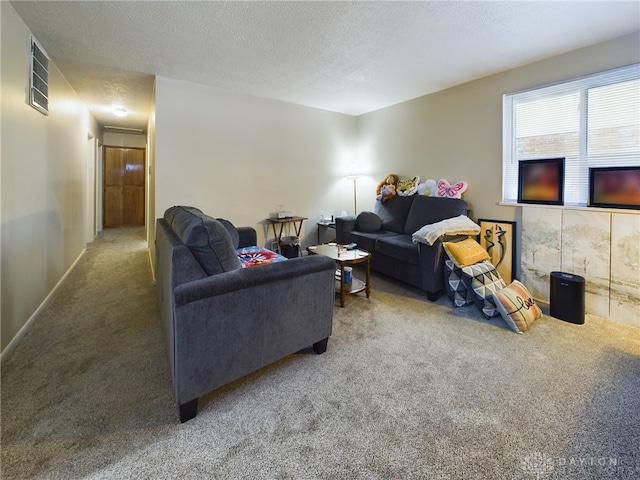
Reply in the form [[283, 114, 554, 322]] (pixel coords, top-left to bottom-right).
[[103, 146, 145, 227]]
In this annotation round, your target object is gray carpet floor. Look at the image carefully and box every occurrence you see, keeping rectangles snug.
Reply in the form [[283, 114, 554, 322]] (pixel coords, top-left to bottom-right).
[[1, 227, 639, 480]]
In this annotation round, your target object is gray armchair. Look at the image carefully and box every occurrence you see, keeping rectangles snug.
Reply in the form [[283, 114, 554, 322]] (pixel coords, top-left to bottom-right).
[[155, 206, 335, 422]]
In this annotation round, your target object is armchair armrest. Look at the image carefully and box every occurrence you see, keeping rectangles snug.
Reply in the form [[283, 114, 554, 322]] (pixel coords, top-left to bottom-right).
[[335, 215, 356, 244], [237, 227, 257, 248], [174, 255, 335, 307], [170, 253, 335, 408]]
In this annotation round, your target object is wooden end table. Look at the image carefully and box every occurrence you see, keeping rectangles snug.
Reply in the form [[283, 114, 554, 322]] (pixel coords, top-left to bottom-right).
[[307, 243, 371, 307], [267, 216, 307, 253]]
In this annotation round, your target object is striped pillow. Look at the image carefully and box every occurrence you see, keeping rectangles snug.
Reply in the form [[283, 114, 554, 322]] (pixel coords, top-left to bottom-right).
[[492, 280, 542, 333]]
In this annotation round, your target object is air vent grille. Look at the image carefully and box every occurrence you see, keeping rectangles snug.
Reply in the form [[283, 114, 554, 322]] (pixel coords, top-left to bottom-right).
[[104, 126, 144, 133], [29, 36, 49, 115]]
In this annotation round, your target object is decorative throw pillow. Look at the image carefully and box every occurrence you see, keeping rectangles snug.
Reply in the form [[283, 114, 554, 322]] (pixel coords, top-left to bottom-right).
[[236, 246, 287, 268], [166, 207, 241, 275], [444, 259, 473, 307], [356, 211, 382, 232], [492, 280, 543, 333], [460, 261, 506, 318], [216, 218, 240, 248], [443, 238, 490, 268]]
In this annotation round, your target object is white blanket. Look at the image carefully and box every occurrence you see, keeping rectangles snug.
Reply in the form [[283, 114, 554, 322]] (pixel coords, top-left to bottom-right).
[[412, 215, 480, 246]]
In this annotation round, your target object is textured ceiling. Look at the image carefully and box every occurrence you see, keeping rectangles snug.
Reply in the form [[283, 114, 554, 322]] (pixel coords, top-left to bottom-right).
[[11, 1, 640, 133]]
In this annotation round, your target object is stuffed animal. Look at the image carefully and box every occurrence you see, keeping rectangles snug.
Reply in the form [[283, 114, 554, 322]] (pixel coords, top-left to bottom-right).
[[376, 173, 399, 198], [435, 179, 468, 199], [376, 183, 396, 202], [396, 176, 420, 196], [417, 179, 437, 196]]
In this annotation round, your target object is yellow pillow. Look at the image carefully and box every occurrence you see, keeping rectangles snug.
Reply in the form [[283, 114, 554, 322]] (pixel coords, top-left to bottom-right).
[[442, 238, 490, 267]]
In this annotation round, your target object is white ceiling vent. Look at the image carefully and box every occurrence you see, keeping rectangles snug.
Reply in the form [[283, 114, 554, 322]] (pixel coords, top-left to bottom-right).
[[29, 36, 49, 115]]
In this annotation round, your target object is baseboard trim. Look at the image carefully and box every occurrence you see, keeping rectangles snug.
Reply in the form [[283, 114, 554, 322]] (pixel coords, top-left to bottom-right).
[[147, 248, 156, 285], [0, 248, 87, 364]]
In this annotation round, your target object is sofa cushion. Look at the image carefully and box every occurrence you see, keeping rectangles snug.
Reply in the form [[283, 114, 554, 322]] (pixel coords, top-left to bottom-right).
[[349, 230, 397, 253], [373, 195, 415, 233], [216, 218, 240, 248], [356, 211, 382, 232], [375, 234, 420, 266], [164, 206, 241, 275], [404, 196, 468, 235]]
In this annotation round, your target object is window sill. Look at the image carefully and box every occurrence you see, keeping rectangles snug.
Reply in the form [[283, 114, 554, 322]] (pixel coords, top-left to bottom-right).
[[499, 202, 639, 215]]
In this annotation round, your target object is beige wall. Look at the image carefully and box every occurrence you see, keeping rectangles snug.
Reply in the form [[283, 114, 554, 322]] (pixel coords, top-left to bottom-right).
[[357, 32, 640, 224], [146, 81, 157, 277], [154, 76, 357, 250], [1, 3, 100, 354]]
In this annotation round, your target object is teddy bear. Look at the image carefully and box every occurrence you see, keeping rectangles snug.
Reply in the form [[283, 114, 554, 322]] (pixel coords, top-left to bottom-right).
[[376, 173, 399, 202], [396, 176, 420, 196], [376, 184, 396, 202]]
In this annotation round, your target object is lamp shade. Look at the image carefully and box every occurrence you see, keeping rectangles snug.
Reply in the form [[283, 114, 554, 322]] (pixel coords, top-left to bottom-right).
[[346, 163, 361, 179]]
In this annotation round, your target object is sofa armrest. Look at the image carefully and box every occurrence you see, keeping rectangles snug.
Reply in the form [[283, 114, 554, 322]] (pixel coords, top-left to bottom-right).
[[418, 234, 468, 295], [335, 216, 356, 244], [174, 254, 335, 306], [236, 227, 257, 248]]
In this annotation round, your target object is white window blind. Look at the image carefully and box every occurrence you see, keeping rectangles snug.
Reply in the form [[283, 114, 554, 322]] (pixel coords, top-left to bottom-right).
[[503, 64, 640, 206]]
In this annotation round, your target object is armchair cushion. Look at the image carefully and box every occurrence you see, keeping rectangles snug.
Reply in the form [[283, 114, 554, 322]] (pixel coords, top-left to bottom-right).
[[216, 218, 240, 248], [165, 206, 241, 275]]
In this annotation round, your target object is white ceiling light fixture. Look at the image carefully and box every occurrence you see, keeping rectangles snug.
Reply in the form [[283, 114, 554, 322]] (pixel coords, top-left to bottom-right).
[[113, 108, 128, 117]]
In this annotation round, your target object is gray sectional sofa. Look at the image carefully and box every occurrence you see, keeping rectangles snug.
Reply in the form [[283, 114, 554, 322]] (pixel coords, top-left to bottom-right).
[[336, 195, 468, 300], [155, 206, 336, 422]]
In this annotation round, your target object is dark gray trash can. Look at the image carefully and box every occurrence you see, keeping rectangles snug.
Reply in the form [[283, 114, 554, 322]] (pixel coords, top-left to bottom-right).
[[550, 271, 585, 324], [280, 236, 300, 259]]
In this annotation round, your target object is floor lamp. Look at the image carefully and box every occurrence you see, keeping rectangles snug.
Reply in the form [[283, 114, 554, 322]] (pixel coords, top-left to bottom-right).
[[346, 164, 361, 216]]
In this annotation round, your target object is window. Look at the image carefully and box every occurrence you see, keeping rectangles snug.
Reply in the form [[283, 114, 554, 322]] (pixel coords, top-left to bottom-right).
[[503, 64, 639, 206]]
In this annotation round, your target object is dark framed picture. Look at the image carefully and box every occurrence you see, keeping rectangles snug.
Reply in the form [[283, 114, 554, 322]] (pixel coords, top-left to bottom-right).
[[589, 166, 640, 210], [478, 219, 516, 284], [517, 158, 565, 205]]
